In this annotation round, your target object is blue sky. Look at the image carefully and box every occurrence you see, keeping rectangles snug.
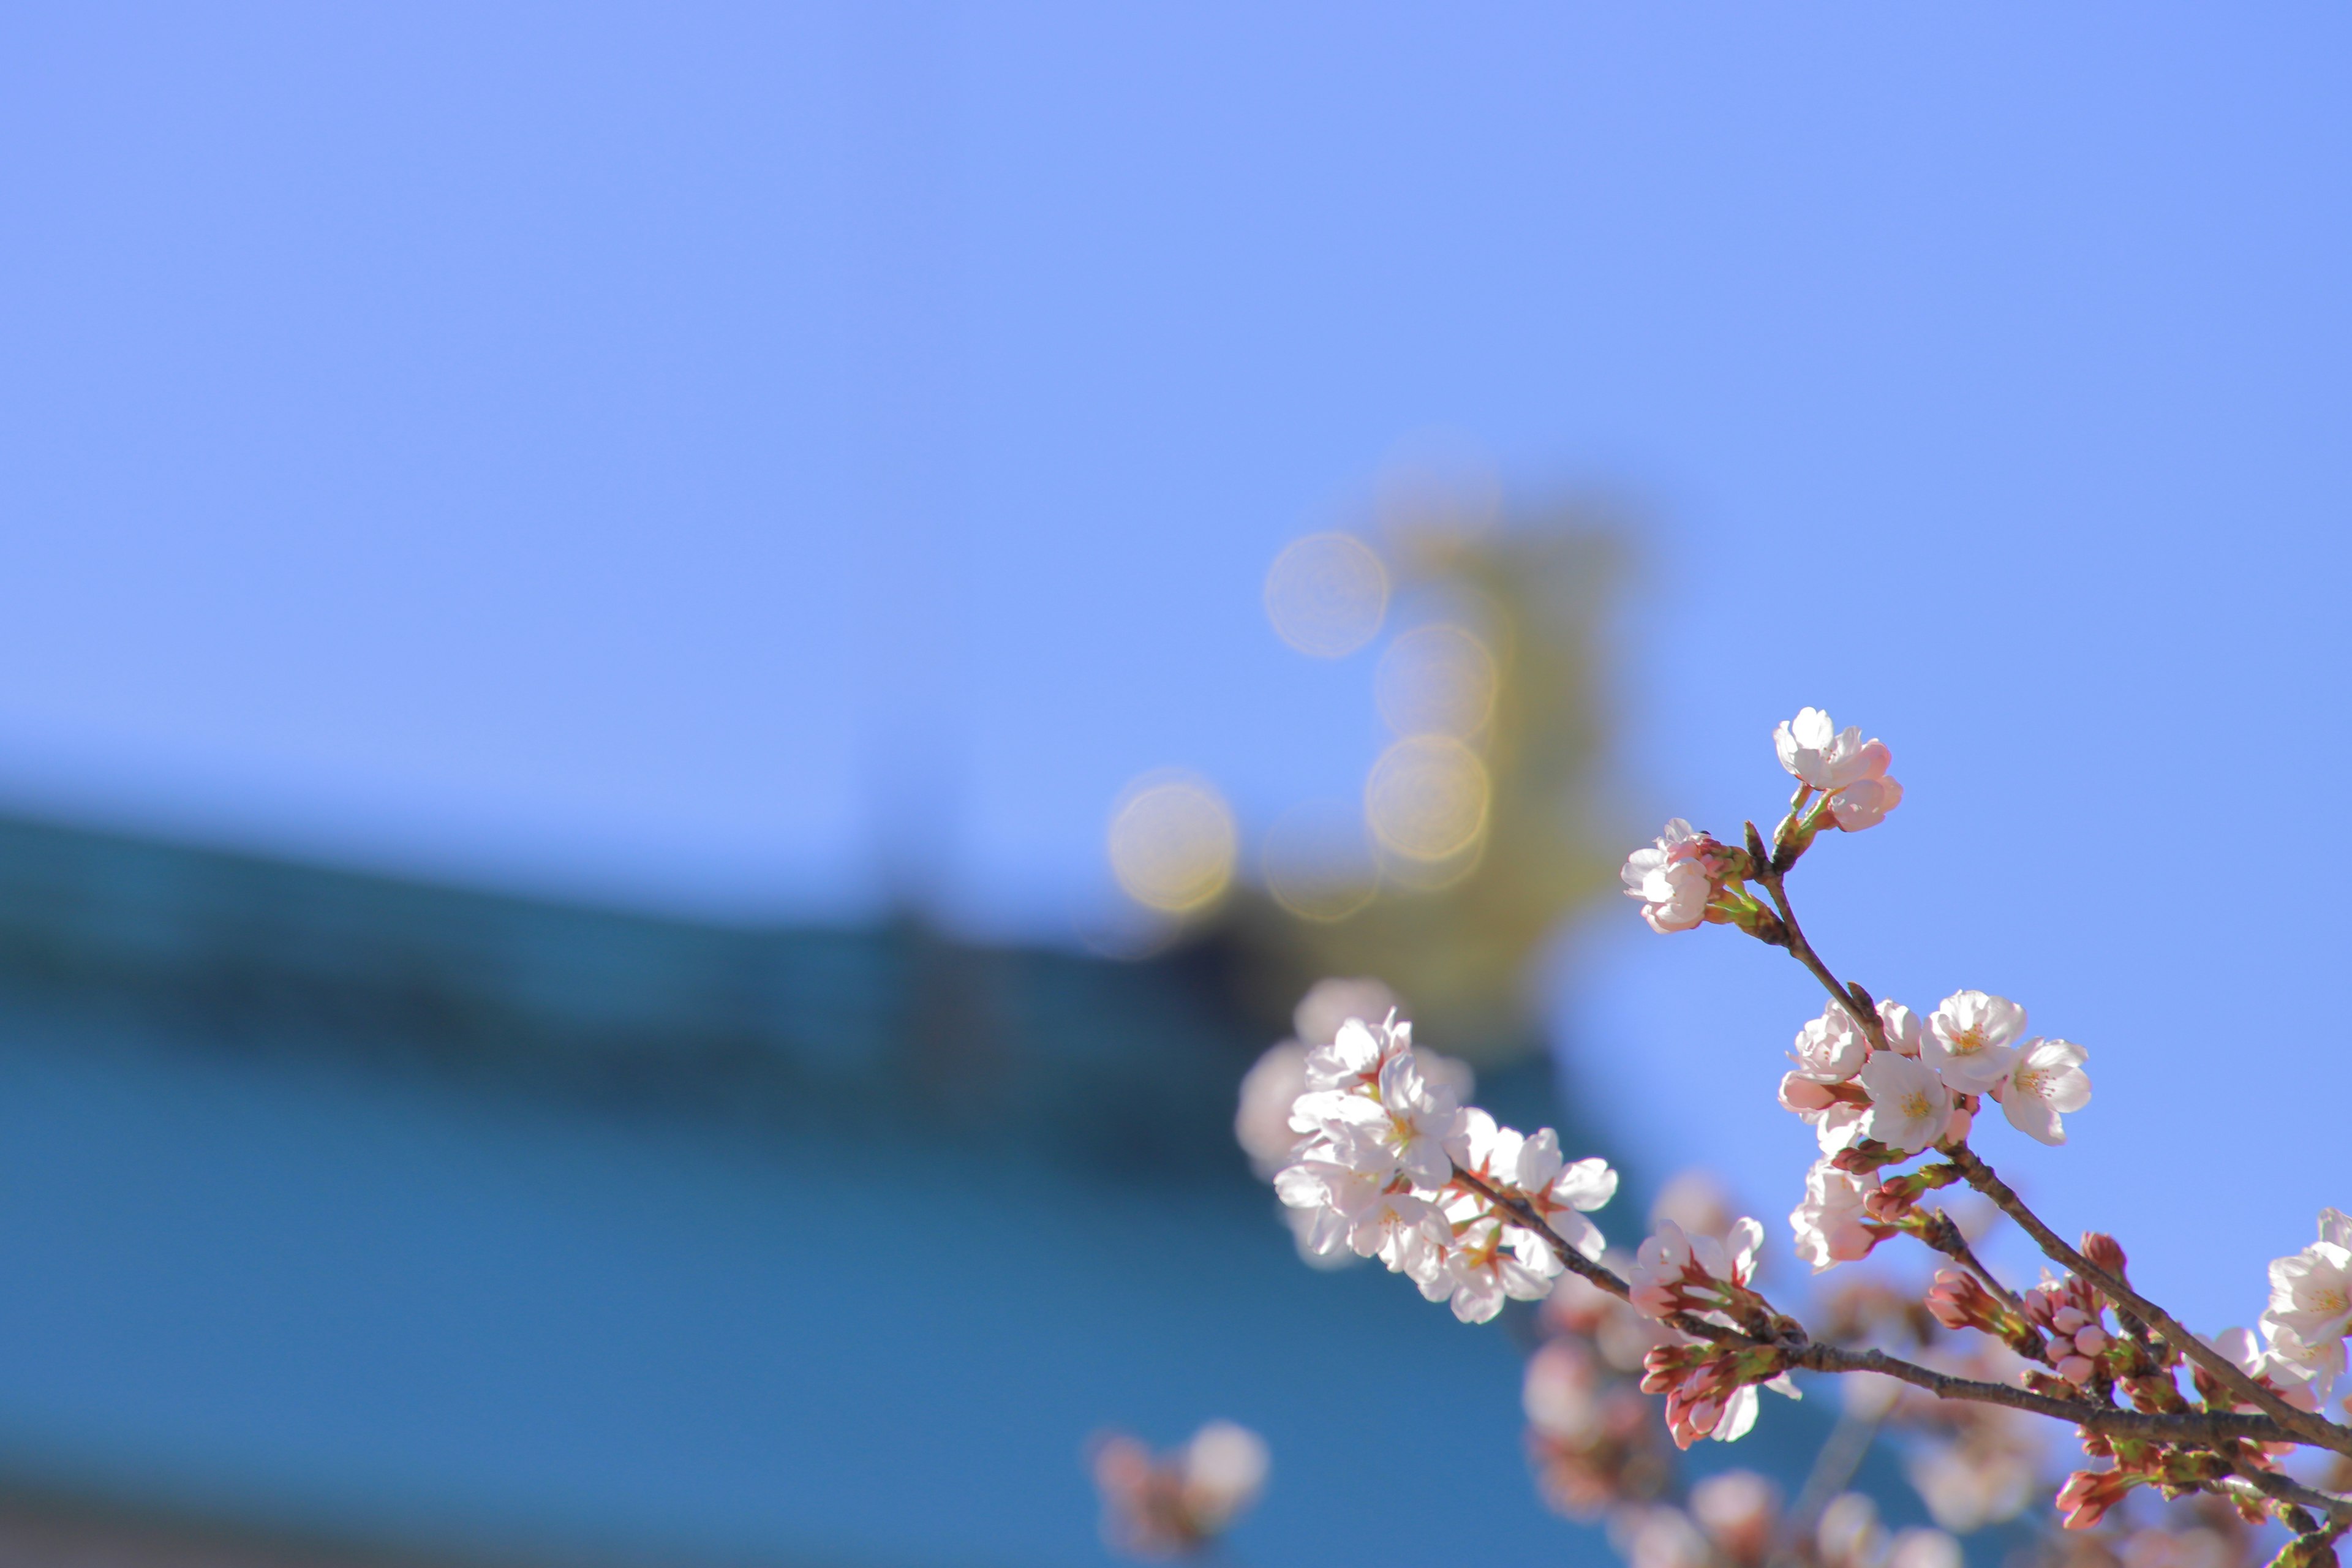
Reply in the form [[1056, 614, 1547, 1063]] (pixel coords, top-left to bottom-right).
[[2, 2, 2348, 1368]]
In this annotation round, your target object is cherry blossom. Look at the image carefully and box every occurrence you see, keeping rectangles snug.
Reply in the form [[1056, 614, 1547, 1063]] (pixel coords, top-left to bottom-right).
[[1791, 1159, 1882, 1272], [1857, 1051, 1953, 1156], [1826, 775, 1902, 831], [1774, 708, 1890, 791], [1877, 999, 1924, 1057], [1790, 1001, 1869, 1083], [1773, 709, 1901, 831], [1629, 1216, 1763, 1324], [2260, 1208, 2352, 1395], [1991, 1038, 2090, 1145], [1922, 990, 2026, 1095], [1442, 1215, 1565, 1323], [1621, 819, 1714, 933]]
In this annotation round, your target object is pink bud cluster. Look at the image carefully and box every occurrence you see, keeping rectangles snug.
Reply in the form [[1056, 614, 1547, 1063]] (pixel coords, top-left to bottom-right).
[[1639, 1341, 1798, 1449], [2021, 1275, 2113, 1388]]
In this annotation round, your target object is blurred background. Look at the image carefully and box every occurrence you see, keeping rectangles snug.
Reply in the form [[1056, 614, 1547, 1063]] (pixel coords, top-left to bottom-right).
[[0, 4, 2348, 1564]]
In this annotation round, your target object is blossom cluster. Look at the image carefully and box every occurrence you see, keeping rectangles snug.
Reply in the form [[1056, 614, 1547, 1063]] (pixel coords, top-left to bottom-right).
[[1265, 1009, 1618, 1324], [1243, 704, 2352, 1564]]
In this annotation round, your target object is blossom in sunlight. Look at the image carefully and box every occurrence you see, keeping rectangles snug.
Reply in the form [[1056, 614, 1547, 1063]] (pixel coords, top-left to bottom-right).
[[1774, 709, 1901, 831], [1858, 1050, 1954, 1156], [1629, 1217, 1763, 1323], [2260, 1208, 2352, 1395], [2206, 1327, 2323, 1414], [1877, 998, 1924, 1057], [1441, 1215, 1564, 1323], [1791, 1159, 1882, 1272], [1826, 775, 1902, 831], [1621, 818, 1715, 933], [1922, 990, 2027, 1095], [1790, 1001, 1869, 1083], [1090, 1420, 1269, 1559], [1992, 1038, 2091, 1145]]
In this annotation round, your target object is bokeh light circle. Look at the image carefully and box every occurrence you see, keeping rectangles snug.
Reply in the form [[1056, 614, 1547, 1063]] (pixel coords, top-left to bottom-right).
[[1107, 771, 1238, 914], [1263, 532, 1389, 658], [1363, 735, 1490, 862], [1261, 799, 1379, 923], [1373, 624, 1499, 740]]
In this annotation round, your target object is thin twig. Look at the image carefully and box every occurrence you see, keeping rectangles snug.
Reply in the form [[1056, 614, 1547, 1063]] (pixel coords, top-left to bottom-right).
[[1948, 1146, 2352, 1460], [1447, 1164, 2324, 1454]]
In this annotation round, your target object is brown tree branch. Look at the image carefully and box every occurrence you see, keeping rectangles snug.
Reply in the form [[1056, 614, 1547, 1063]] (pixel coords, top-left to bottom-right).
[[1947, 1146, 2352, 1459]]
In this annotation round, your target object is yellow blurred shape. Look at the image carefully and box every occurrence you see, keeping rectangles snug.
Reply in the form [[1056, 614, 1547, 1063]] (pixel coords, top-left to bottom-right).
[[1262, 799, 1378, 923], [1374, 624, 1498, 741], [1263, 532, 1388, 658], [1107, 772, 1238, 914], [1364, 735, 1490, 862]]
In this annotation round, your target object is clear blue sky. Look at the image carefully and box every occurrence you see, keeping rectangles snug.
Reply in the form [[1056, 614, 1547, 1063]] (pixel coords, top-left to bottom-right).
[[3, 4, 2347, 1354]]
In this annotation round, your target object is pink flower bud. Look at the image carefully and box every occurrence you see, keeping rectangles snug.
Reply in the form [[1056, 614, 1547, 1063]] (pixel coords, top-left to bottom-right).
[[2072, 1328, 2109, 1357], [2080, 1232, 2128, 1277], [2052, 1308, 2089, 1335], [2057, 1355, 2097, 1386]]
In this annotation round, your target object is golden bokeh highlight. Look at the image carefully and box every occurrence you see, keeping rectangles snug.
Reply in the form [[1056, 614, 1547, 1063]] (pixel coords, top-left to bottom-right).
[[1107, 771, 1238, 914], [1373, 624, 1498, 741], [1261, 799, 1379, 924], [1363, 734, 1490, 862], [1263, 533, 1388, 658]]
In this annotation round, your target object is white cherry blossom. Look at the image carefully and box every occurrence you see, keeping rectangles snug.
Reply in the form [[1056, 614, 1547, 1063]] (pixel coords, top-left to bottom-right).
[[1790, 1001, 1868, 1083], [1774, 707, 1894, 793], [1923, 990, 2027, 1095], [1536, 1155, 1619, 1262], [1827, 775, 1903, 831], [1791, 1159, 1879, 1272], [1994, 1038, 2090, 1145], [2261, 1208, 2352, 1395], [1877, 998, 1924, 1057], [1858, 1050, 1953, 1156], [1621, 819, 1714, 933], [1442, 1216, 1564, 1323]]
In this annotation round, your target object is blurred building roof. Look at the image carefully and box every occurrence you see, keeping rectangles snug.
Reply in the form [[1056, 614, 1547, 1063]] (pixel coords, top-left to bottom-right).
[[0, 810, 1598, 1567]]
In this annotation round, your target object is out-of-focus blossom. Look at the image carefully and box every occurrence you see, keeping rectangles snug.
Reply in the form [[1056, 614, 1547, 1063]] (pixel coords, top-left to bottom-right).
[[1234, 1041, 1308, 1178], [1690, 1471, 1778, 1567], [1887, 1527, 1964, 1568], [1291, 976, 1400, 1049], [1905, 1411, 2041, 1532], [1650, 1169, 1736, 1243], [1621, 819, 1714, 933], [1616, 1506, 1713, 1568], [1090, 1420, 1270, 1558], [1858, 1051, 1954, 1156], [1994, 1039, 2092, 1146], [1792, 1159, 1882, 1272], [1792, 1001, 1869, 1084], [1923, 990, 2027, 1095], [1817, 1492, 1885, 1568], [2261, 1208, 2352, 1395]]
